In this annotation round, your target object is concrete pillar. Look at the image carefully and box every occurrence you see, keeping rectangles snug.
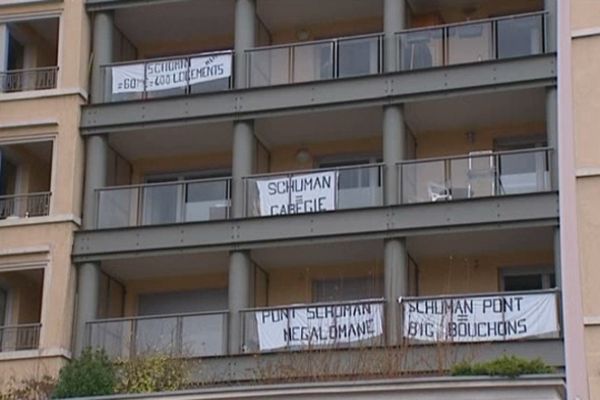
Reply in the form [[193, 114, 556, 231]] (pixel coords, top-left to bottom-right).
[[545, 0, 557, 53], [228, 0, 257, 355], [228, 251, 254, 353], [231, 120, 255, 219], [91, 11, 114, 104], [75, 11, 113, 352], [385, 238, 408, 345], [74, 134, 109, 354], [234, 0, 256, 89], [0, 24, 9, 93], [384, 0, 406, 73], [0, 24, 8, 72], [383, 0, 408, 346], [74, 263, 101, 354], [546, 87, 558, 190]]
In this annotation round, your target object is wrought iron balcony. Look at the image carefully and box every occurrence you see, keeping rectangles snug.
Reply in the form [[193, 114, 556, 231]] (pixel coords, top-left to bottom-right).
[[0, 192, 51, 220], [0, 67, 58, 92]]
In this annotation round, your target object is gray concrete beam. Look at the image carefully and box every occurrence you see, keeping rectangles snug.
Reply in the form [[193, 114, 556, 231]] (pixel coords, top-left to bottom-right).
[[72, 193, 559, 262], [80, 55, 557, 135]]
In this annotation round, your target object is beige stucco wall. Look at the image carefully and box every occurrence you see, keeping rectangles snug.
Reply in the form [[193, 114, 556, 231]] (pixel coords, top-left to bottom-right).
[[0, 0, 89, 385], [571, 1, 600, 398]]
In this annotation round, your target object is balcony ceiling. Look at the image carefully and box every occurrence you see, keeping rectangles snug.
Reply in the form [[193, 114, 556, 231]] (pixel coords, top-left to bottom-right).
[[407, 226, 553, 261], [255, 106, 382, 148], [115, 0, 235, 53], [404, 87, 546, 135], [108, 121, 233, 161], [407, 0, 542, 22], [102, 252, 229, 281], [252, 226, 552, 270], [257, 0, 382, 33]]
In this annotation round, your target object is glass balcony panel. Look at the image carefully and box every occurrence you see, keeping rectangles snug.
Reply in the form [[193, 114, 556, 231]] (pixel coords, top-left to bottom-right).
[[448, 157, 472, 199], [141, 184, 180, 226], [184, 180, 230, 222], [400, 149, 551, 203], [134, 317, 178, 355], [338, 36, 380, 78], [87, 320, 132, 359], [398, 28, 444, 71], [87, 313, 228, 359], [498, 151, 549, 194], [401, 160, 446, 203], [97, 188, 138, 229], [336, 166, 382, 209], [447, 22, 493, 65], [497, 15, 544, 59], [181, 313, 227, 357], [292, 42, 334, 83], [248, 47, 290, 87]]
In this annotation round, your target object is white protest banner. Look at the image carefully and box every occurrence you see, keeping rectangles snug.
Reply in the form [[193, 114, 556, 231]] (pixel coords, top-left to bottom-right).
[[402, 292, 559, 343], [255, 302, 384, 351], [111, 63, 145, 94], [255, 171, 336, 216], [111, 53, 232, 94]]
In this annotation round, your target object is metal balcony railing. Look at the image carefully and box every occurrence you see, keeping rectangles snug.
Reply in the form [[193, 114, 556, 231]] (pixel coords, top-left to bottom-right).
[[243, 163, 384, 217], [0, 192, 51, 220], [398, 148, 552, 204], [95, 178, 231, 229], [396, 11, 547, 71], [85, 311, 229, 359], [84, 289, 560, 358], [246, 33, 383, 88], [0, 324, 41, 352], [0, 67, 58, 92], [100, 50, 233, 103]]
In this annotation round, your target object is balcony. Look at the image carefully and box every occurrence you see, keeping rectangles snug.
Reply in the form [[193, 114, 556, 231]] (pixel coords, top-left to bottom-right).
[[0, 192, 51, 219], [0, 140, 53, 222], [399, 148, 552, 204], [93, 147, 552, 230], [397, 12, 546, 71], [0, 268, 43, 353], [86, 311, 228, 359], [87, 290, 560, 359], [1, 17, 59, 94], [96, 177, 231, 229], [246, 33, 383, 88], [92, 12, 549, 104]]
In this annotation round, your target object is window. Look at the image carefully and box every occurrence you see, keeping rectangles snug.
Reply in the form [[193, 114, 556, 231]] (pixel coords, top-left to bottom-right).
[[500, 267, 556, 292], [318, 156, 382, 209], [142, 170, 231, 225], [312, 276, 383, 303]]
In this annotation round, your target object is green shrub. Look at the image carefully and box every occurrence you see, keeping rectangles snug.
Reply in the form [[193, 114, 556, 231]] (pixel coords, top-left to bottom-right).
[[451, 355, 554, 378], [115, 354, 190, 394], [53, 349, 115, 398]]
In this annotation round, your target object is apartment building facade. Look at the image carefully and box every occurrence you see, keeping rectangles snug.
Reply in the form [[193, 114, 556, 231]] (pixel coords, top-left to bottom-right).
[[1, 0, 592, 399], [0, 0, 89, 384]]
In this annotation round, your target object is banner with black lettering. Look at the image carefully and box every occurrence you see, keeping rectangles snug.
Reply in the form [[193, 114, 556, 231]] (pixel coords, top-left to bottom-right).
[[111, 53, 232, 94], [402, 292, 559, 343], [255, 302, 383, 351], [255, 171, 336, 216]]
